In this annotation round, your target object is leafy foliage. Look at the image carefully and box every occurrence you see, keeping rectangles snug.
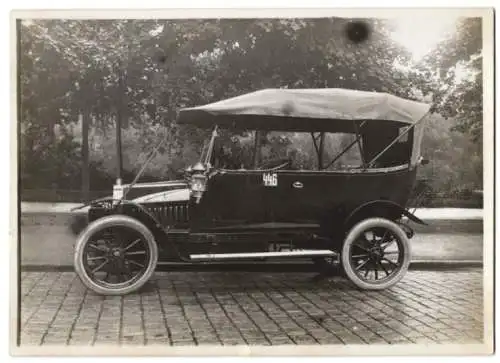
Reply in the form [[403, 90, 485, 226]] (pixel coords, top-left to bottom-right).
[[418, 114, 482, 196], [406, 18, 483, 143]]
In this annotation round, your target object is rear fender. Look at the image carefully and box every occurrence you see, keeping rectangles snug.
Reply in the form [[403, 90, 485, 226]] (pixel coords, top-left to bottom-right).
[[345, 200, 427, 230]]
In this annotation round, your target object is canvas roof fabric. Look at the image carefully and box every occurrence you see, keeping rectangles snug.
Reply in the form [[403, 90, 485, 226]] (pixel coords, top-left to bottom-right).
[[178, 88, 431, 132]]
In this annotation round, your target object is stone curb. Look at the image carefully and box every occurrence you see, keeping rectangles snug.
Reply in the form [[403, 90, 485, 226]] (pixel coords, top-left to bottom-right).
[[20, 204, 484, 220], [20, 259, 482, 273]]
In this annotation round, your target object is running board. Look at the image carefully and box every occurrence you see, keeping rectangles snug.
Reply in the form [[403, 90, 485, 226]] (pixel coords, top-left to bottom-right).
[[189, 250, 337, 261]]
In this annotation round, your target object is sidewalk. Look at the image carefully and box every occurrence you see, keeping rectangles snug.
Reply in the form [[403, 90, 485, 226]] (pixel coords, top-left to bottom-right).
[[410, 208, 482, 220], [21, 202, 91, 214], [20, 202, 484, 220]]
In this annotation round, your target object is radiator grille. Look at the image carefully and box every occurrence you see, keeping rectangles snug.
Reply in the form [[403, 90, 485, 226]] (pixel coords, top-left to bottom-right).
[[145, 203, 189, 226]]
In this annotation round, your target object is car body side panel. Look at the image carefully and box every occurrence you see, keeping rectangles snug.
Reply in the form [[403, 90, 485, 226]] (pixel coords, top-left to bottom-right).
[[187, 166, 417, 233], [268, 167, 417, 224]]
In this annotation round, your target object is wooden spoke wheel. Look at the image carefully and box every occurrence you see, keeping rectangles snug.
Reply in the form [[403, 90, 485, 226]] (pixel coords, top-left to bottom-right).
[[74, 215, 158, 295], [341, 218, 411, 290]]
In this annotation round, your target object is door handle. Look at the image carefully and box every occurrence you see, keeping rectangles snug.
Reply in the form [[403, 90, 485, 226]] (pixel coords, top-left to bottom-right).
[[293, 181, 304, 189]]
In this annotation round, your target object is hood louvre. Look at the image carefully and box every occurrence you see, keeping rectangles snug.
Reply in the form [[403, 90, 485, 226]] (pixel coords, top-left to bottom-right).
[[145, 202, 189, 227]]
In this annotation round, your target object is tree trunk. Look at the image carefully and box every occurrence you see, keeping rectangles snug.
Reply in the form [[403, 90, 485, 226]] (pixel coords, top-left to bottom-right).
[[120, 68, 130, 129], [81, 111, 90, 202], [318, 132, 325, 170], [115, 113, 123, 185], [115, 67, 124, 185], [252, 131, 262, 168]]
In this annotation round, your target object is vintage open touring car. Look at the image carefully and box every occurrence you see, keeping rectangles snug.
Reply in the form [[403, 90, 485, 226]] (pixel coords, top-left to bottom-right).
[[73, 88, 431, 295]]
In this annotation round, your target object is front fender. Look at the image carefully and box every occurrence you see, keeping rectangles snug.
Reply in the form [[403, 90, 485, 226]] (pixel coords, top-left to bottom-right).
[[71, 198, 189, 261], [88, 198, 163, 227], [70, 198, 163, 236]]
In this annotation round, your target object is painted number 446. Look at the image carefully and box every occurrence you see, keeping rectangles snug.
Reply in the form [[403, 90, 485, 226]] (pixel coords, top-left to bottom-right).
[[263, 173, 278, 187]]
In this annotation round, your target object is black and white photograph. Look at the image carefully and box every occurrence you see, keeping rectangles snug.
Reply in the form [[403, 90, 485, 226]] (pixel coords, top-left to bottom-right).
[[11, 7, 494, 356]]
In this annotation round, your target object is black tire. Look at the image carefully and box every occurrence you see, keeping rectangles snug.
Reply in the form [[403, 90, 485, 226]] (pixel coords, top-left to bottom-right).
[[74, 215, 158, 296], [341, 217, 411, 290]]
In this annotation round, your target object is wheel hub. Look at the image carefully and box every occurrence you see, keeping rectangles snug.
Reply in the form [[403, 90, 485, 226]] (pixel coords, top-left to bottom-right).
[[110, 248, 124, 259], [369, 246, 383, 260]]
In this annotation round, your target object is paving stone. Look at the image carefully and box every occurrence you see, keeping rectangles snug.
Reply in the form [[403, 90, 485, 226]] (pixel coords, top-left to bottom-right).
[[18, 269, 484, 346]]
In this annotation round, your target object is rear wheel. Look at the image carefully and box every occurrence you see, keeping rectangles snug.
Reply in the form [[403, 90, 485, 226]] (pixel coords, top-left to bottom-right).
[[74, 215, 158, 295], [341, 218, 411, 290]]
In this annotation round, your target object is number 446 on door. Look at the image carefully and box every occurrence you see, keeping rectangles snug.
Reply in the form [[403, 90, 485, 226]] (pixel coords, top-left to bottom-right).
[[263, 173, 278, 187]]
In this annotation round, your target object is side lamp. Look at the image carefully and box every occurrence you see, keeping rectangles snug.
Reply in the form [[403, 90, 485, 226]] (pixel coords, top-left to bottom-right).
[[184, 165, 193, 180], [190, 162, 207, 204]]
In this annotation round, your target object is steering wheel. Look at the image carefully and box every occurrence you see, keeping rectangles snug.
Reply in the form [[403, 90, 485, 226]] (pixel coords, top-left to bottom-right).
[[271, 160, 291, 171], [258, 159, 291, 171]]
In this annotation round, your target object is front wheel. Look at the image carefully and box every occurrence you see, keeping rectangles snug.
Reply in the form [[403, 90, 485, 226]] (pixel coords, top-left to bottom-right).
[[341, 218, 411, 290], [74, 215, 158, 295]]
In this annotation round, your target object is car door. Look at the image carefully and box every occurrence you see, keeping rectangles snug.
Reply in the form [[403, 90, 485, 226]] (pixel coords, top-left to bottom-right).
[[264, 171, 329, 225], [191, 170, 267, 230]]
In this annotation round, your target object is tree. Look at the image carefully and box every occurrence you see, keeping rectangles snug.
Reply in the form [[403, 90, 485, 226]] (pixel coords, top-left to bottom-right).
[[408, 17, 483, 144], [20, 19, 173, 197], [192, 18, 412, 102]]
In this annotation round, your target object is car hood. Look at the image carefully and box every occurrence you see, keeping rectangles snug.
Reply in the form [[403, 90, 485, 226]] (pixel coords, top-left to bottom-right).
[[120, 179, 188, 201], [132, 188, 190, 204]]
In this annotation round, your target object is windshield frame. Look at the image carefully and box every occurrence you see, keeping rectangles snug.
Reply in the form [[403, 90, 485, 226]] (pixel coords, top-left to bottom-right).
[[199, 125, 219, 169]]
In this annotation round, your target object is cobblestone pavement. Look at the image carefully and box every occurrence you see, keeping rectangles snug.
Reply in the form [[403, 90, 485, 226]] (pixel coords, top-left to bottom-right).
[[19, 269, 483, 346]]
